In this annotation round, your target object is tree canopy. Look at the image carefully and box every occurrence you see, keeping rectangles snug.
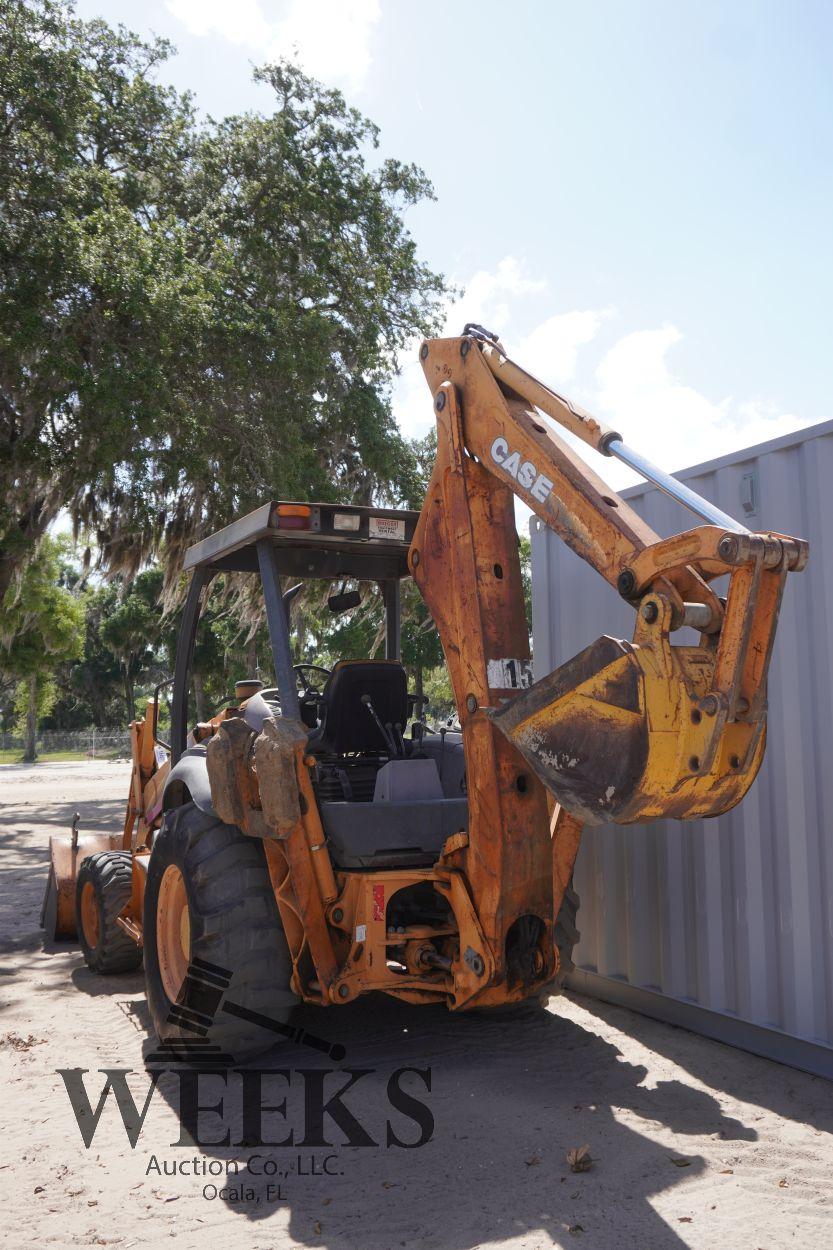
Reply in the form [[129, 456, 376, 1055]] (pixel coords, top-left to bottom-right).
[[0, 0, 447, 610]]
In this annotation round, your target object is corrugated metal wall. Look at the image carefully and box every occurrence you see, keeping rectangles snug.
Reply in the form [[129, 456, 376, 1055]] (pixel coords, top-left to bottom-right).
[[531, 419, 833, 1077]]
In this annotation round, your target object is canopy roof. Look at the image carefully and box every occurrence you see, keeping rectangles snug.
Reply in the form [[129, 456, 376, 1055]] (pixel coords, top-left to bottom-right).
[[182, 501, 420, 581]]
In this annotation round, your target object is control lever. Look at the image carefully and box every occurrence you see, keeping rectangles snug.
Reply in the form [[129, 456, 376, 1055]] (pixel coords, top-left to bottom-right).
[[360, 694, 397, 754], [385, 723, 406, 758], [393, 723, 406, 756]]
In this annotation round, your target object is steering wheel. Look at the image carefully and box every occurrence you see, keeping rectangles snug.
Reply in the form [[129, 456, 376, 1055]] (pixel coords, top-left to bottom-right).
[[257, 665, 332, 715], [292, 663, 332, 700]]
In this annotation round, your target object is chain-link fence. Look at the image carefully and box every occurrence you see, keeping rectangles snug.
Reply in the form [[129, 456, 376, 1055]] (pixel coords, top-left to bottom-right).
[[0, 729, 130, 758]]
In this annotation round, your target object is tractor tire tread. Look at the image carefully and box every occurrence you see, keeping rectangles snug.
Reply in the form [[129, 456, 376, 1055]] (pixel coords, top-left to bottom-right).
[[143, 802, 298, 1063], [76, 851, 143, 975]]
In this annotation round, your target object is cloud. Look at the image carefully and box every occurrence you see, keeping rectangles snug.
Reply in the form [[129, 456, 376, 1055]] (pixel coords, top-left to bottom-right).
[[593, 326, 814, 484], [517, 308, 614, 388], [166, 0, 271, 44], [270, 0, 380, 91], [596, 325, 727, 435], [165, 0, 381, 91], [444, 256, 547, 334]]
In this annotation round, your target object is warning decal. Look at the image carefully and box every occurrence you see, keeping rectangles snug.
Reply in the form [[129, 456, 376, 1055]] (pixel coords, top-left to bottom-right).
[[372, 884, 385, 922], [368, 516, 406, 541]]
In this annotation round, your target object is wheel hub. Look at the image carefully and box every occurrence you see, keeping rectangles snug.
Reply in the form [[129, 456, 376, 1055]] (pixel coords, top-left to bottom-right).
[[157, 864, 190, 1003]]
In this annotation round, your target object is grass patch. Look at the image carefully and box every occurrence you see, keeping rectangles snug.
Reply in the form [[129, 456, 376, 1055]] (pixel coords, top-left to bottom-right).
[[0, 748, 128, 764]]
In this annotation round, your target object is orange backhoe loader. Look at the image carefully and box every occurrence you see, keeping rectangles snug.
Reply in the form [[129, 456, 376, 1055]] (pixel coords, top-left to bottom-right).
[[42, 324, 808, 1060]]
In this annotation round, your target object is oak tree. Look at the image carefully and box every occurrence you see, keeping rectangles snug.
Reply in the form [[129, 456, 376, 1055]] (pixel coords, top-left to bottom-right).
[[1, 1, 446, 614]]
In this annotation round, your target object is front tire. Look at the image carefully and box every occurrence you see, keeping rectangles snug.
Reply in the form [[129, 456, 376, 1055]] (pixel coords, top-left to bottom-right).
[[144, 802, 298, 1063], [76, 852, 143, 974]]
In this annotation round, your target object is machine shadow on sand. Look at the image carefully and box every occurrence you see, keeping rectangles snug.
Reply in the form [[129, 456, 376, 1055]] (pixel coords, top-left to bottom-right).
[[131, 990, 759, 1250]]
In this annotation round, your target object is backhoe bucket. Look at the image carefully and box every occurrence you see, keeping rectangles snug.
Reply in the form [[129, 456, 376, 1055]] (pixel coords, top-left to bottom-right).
[[490, 633, 766, 827]]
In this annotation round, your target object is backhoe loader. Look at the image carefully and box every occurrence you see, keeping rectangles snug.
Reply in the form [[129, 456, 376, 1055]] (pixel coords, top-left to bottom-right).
[[42, 324, 808, 1060]]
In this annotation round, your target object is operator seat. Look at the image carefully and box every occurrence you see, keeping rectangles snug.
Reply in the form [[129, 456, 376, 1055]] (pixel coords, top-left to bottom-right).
[[311, 660, 408, 756], [310, 660, 469, 870]]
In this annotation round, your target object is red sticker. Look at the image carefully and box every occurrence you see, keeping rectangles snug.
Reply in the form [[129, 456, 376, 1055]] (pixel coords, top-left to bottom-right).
[[372, 884, 385, 922]]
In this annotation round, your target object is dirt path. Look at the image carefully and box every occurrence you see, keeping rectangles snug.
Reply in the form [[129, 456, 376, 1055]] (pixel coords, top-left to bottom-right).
[[1, 760, 831, 1249]]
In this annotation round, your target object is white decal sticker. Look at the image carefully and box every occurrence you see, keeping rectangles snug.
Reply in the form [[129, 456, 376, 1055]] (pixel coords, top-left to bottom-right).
[[490, 436, 553, 503], [154, 744, 169, 767], [369, 517, 405, 541], [334, 512, 360, 531], [355, 924, 367, 943], [487, 658, 534, 690]]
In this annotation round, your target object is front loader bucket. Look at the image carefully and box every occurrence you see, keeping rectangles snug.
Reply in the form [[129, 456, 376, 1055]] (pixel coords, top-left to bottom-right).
[[41, 830, 122, 940], [490, 634, 766, 827]]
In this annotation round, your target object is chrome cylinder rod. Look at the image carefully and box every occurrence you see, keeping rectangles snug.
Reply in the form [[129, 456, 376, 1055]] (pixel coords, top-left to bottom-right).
[[606, 439, 750, 535]]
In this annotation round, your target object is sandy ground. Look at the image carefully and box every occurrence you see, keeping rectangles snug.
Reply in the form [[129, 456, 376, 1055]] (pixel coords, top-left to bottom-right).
[[1, 760, 831, 1250]]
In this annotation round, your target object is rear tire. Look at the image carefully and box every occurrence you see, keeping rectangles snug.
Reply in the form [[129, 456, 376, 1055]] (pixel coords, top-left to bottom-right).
[[76, 852, 143, 974], [144, 802, 298, 1063]]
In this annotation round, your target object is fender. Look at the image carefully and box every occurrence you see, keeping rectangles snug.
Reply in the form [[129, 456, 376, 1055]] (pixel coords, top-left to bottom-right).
[[162, 697, 280, 818], [162, 745, 214, 816]]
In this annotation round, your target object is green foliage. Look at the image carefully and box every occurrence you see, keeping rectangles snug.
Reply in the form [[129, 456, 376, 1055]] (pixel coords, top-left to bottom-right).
[[172, 578, 276, 720], [400, 580, 444, 677], [0, 534, 84, 753], [13, 672, 56, 732], [0, 1, 201, 598], [422, 665, 457, 724], [99, 570, 163, 666], [289, 427, 446, 679], [0, 0, 448, 617], [0, 535, 84, 676], [60, 583, 124, 727], [35, 566, 277, 730], [98, 568, 165, 719]]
